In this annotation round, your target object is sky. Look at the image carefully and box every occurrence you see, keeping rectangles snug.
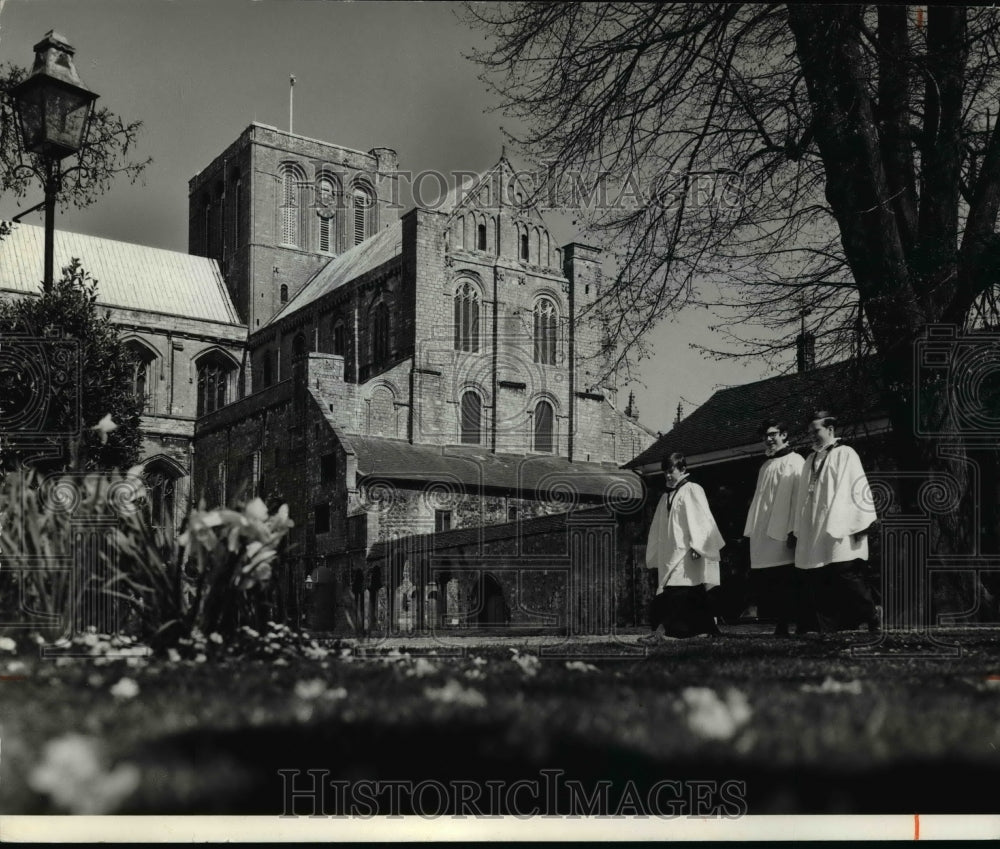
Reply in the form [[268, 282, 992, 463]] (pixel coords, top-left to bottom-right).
[[0, 0, 778, 434]]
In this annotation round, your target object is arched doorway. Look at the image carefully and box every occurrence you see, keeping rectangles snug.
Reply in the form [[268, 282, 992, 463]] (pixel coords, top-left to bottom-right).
[[476, 573, 510, 627], [141, 455, 186, 537]]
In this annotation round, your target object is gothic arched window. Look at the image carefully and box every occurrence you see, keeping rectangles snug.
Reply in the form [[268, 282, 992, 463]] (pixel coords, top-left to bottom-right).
[[125, 341, 156, 414], [477, 223, 487, 251], [460, 390, 483, 445], [453, 281, 481, 353], [371, 302, 390, 366], [196, 351, 237, 417], [143, 460, 181, 535], [534, 400, 554, 453], [317, 175, 339, 254], [533, 297, 558, 365], [333, 320, 346, 356], [279, 163, 306, 247], [279, 283, 289, 304], [353, 185, 373, 246]]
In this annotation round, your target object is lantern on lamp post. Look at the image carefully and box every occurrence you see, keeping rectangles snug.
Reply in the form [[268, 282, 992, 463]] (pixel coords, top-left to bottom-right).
[[8, 31, 99, 292]]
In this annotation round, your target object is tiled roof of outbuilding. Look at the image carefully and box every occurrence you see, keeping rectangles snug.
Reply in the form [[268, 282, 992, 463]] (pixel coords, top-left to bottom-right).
[[627, 359, 886, 469], [1, 222, 241, 324]]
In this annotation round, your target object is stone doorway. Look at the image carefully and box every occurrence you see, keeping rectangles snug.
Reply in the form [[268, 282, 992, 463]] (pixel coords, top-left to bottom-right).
[[476, 573, 510, 626]]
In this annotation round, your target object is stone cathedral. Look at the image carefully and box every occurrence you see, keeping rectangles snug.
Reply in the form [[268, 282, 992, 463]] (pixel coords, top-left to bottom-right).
[[189, 123, 655, 634], [3, 122, 657, 635]]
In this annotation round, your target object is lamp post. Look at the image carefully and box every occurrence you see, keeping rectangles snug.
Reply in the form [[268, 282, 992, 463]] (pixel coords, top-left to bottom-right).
[[8, 31, 98, 293]]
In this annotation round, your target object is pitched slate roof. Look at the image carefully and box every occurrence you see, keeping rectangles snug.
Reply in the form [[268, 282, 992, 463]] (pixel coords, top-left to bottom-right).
[[1, 222, 241, 324], [345, 434, 643, 501], [266, 221, 402, 325], [627, 358, 886, 469]]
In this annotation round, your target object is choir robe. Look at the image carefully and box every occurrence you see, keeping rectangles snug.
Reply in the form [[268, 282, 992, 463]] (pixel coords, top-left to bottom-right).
[[743, 448, 804, 570], [646, 478, 726, 637], [792, 440, 879, 631], [793, 441, 876, 570], [646, 479, 726, 591]]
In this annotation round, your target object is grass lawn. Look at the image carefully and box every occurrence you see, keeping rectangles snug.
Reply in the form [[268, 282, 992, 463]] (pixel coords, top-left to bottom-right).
[[3, 625, 1000, 817]]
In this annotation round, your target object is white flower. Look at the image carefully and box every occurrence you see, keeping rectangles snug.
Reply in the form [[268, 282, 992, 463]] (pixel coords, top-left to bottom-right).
[[678, 687, 752, 741], [801, 677, 863, 695], [471, 656, 487, 667], [28, 734, 140, 814], [510, 649, 540, 678], [91, 414, 118, 445], [6, 660, 26, 673], [166, 648, 181, 663], [325, 686, 348, 701], [294, 679, 327, 700], [0, 636, 17, 653], [406, 657, 438, 678], [194, 653, 207, 664], [109, 678, 139, 700], [273, 657, 289, 667], [424, 679, 487, 708], [303, 645, 330, 661], [565, 661, 598, 673], [209, 632, 223, 645]]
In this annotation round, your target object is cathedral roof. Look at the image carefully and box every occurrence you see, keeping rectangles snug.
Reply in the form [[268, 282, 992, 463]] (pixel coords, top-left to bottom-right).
[[345, 433, 643, 501], [0, 222, 241, 324], [267, 221, 402, 325]]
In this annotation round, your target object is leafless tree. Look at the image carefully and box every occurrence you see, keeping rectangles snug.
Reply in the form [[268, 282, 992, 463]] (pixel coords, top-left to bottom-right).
[[465, 3, 1000, 616]]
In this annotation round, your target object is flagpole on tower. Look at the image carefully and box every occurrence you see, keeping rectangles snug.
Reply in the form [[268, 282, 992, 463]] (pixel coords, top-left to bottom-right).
[[289, 74, 295, 134]]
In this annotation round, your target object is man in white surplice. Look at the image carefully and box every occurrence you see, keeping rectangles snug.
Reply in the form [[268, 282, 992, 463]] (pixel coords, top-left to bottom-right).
[[792, 411, 880, 632], [743, 420, 804, 636], [642, 453, 726, 642]]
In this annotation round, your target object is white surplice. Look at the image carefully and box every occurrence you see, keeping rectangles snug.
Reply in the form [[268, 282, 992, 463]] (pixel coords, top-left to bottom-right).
[[743, 449, 805, 570], [646, 479, 726, 592], [793, 441, 876, 570]]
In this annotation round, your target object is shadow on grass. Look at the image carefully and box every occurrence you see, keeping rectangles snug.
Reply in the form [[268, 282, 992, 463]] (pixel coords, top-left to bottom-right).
[[120, 718, 1000, 815]]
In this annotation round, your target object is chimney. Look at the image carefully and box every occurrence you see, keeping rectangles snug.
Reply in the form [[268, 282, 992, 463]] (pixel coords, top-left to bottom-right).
[[796, 332, 816, 373], [674, 402, 683, 425]]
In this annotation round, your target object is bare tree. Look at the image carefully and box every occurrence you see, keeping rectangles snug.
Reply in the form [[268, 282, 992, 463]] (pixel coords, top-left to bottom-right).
[[465, 3, 1000, 616]]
